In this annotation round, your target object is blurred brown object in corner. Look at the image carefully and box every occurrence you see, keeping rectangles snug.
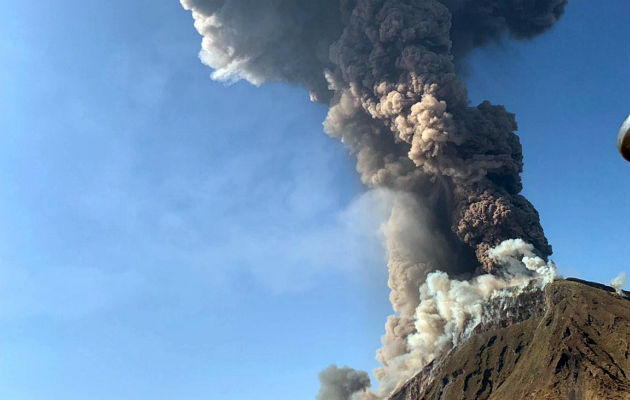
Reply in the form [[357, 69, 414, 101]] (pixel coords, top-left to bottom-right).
[[617, 114, 630, 161]]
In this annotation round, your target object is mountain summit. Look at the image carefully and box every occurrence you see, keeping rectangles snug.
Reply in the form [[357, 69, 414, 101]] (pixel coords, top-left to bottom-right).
[[388, 279, 630, 400]]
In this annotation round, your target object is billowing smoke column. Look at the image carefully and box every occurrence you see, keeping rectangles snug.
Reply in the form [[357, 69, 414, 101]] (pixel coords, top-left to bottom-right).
[[181, 0, 566, 397]]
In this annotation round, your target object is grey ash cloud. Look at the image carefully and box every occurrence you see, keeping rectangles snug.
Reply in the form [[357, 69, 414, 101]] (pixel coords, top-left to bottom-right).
[[317, 365, 373, 400]]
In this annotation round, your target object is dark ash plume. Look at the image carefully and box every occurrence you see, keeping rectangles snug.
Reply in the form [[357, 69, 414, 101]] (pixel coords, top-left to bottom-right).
[[180, 0, 346, 102], [326, 0, 553, 272], [316, 365, 372, 400], [181, 0, 566, 395]]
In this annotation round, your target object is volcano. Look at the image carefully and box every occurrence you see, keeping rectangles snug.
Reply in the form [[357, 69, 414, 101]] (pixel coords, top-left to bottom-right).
[[387, 279, 630, 400]]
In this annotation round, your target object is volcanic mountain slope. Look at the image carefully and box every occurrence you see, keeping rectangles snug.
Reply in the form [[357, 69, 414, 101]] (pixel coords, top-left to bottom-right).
[[389, 280, 630, 400]]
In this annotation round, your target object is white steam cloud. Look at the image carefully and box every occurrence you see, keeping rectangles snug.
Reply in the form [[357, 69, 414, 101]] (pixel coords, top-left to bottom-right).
[[611, 271, 628, 295], [373, 238, 557, 396]]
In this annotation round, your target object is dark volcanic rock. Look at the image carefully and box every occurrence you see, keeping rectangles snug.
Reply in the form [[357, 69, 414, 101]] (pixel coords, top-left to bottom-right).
[[388, 279, 630, 400]]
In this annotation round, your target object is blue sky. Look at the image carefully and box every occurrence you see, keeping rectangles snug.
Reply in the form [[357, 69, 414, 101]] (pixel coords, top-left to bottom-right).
[[0, 1, 628, 399]]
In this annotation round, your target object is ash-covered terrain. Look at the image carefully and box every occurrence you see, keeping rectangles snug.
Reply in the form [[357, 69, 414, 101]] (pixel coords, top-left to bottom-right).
[[388, 279, 630, 400]]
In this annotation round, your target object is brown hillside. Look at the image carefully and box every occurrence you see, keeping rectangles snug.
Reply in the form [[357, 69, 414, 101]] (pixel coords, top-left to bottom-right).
[[389, 280, 630, 400]]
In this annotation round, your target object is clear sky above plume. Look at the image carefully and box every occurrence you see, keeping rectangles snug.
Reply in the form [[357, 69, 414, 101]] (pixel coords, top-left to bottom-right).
[[0, 1, 628, 399]]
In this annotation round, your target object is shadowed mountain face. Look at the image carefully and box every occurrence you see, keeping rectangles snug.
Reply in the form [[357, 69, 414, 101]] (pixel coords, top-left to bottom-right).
[[389, 280, 630, 400]]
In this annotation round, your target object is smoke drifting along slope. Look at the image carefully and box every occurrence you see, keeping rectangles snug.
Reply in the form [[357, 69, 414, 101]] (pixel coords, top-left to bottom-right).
[[317, 365, 372, 400], [181, 0, 566, 397]]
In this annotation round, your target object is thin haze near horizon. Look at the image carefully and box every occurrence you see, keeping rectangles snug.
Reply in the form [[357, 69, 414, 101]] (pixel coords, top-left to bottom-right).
[[0, 1, 628, 399]]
